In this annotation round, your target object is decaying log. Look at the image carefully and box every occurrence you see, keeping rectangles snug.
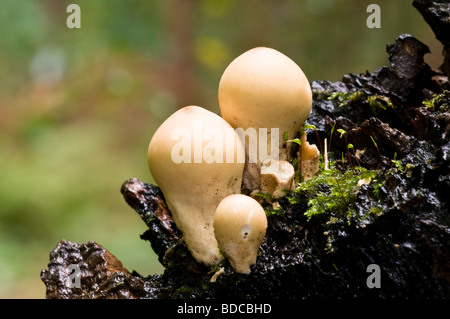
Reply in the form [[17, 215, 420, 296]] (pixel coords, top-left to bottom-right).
[[41, 1, 450, 299]]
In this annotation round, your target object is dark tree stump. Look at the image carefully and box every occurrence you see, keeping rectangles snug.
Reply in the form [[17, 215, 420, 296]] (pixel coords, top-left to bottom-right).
[[41, 0, 450, 299]]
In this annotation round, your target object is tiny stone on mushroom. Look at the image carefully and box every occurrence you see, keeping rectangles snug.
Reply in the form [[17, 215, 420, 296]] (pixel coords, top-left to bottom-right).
[[260, 158, 295, 199]]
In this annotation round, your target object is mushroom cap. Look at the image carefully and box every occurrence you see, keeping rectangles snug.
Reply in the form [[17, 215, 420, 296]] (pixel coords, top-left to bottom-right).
[[214, 194, 267, 274], [148, 105, 244, 194], [148, 105, 245, 266], [218, 47, 312, 139]]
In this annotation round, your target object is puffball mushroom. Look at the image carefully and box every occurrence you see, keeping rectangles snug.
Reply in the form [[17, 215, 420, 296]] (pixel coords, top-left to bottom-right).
[[218, 47, 312, 192], [298, 133, 320, 181], [147, 105, 245, 266], [214, 194, 268, 274]]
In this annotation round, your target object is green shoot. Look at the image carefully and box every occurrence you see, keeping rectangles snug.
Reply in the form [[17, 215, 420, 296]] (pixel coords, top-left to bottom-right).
[[391, 152, 404, 172], [303, 124, 317, 131], [329, 123, 336, 153], [370, 135, 381, 156], [286, 138, 301, 146], [302, 123, 322, 154], [337, 129, 354, 170], [337, 128, 347, 138]]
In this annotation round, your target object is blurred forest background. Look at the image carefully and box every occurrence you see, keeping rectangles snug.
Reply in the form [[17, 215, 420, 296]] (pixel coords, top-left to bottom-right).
[[0, 0, 442, 298]]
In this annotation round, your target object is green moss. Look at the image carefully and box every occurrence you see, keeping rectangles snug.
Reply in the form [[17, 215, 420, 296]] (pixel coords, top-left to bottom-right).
[[322, 90, 395, 115], [295, 163, 381, 220], [253, 191, 287, 217], [367, 94, 394, 111], [422, 90, 450, 112], [253, 191, 276, 203], [289, 162, 385, 252], [327, 91, 366, 107], [391, 152, 404, 173], [264, 204, 284, 217]]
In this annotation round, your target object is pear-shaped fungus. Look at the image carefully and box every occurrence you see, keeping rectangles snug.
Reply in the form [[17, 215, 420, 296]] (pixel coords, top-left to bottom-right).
[[214, 194, 267, 274], [147, 105, 245, 266], [218, 47, 312, 193]]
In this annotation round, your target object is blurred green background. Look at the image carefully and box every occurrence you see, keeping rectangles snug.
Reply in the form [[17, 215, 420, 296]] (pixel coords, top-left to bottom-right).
[[0, 0, 442, 298]]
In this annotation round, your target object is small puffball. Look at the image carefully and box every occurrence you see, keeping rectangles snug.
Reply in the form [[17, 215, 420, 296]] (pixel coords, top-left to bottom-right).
[[213, 194, 267, 274]]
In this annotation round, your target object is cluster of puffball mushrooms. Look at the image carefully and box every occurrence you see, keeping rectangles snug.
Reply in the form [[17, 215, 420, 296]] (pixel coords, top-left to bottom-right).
[[147, 47, 318, 276]]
